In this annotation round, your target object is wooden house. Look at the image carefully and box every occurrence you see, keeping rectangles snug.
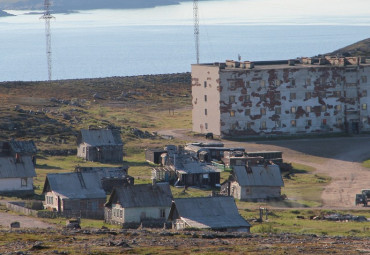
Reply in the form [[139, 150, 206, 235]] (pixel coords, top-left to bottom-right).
[[77, 129, 123, 163], [168, 196, 251, 232], [104, 183, 173, 228], [43, 172, 107, 219]]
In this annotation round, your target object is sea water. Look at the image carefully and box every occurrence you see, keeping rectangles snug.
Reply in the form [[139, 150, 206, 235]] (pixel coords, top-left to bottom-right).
[[0, 0, 369, 81]]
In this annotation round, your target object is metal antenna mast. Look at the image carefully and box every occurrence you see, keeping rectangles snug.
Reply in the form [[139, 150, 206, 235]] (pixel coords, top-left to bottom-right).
[[40, 0, 54, 81], [193, 0, 200, 64]]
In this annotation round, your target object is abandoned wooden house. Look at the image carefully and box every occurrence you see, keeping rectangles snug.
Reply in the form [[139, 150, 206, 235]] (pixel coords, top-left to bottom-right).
[[145, 148, 167, 164], [75, 166, 134, 193], [77, 129, 123, 163], [221, 164, 284, 201], [0, 155, 36, 195], [43, 172, 107, 219], [168, 196, 251, 232], [152, 145, 221, 187], [104, 183, 173, 228], [185, 142, 245, 162]]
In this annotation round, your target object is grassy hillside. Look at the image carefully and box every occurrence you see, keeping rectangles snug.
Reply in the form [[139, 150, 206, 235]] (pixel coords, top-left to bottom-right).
[[0, 74, 191, 151], [328, 38, 370, 57]]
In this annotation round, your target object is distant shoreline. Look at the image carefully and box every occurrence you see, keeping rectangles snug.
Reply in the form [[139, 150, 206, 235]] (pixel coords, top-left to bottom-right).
[[0, 0, 210, 14], [0, 10, 13, 17]]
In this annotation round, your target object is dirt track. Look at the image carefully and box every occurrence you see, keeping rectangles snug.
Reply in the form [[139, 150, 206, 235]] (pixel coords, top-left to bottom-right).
[[158, 129, 370, 208], [0, 212, 55, 229]]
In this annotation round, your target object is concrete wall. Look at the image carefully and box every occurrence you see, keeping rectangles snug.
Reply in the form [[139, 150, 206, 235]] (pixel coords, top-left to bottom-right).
[[0, 177, 34, 192], [192, 60, 370, 137], [192, 64, 222, 135]]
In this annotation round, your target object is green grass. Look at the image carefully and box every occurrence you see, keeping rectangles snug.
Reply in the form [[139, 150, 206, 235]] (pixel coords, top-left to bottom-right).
[[362, 159, 370, 168]]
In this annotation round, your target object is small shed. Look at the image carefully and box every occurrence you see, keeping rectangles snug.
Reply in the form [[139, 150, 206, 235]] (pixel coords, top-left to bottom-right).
[[0, 155, 36, 195], [223, 165, 284, 201], [168, 196, 251, 232], [104, 183, 173, 228], [77, 129, 123, 163], [145, 148, 167, 164], [43, 172, 107, 219]]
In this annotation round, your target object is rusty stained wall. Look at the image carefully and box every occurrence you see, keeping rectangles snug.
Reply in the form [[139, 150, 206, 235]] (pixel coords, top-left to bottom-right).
[[191, 64, 222, 135], [218, 65, 370, 137]]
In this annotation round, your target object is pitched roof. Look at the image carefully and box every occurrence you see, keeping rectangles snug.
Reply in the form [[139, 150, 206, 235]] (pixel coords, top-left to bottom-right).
[[107, 183, 173, 208], [0, 156, 36, 178], [75, 166, 129, 179], [9, 140, 37, 155], [43, 172, 106, 199], [233, 165, 284, 187], [171, 196, 251, 229], [79, 129, 123, 146]]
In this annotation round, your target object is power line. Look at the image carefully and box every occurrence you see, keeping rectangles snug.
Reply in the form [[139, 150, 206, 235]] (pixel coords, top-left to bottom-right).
[[40, 0, 55, 81], [193, 0, 200, 64]]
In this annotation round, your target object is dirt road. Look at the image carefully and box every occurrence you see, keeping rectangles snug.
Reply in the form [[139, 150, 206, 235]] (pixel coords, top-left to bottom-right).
[[0, 212, 55, 229], [158, 129, 370, 208]]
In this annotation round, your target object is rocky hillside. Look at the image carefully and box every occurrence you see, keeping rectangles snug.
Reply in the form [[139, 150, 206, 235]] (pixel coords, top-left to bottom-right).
[[0, 10, 13, 17], [328, 38, 370, 57]]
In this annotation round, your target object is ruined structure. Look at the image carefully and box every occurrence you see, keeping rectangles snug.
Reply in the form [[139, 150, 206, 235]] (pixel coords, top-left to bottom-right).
[[77, 129, 123, 163], [192, 56, 370, 137]]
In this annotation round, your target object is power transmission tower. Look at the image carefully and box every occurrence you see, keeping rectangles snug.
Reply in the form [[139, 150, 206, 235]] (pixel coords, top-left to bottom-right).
[[40, 0, 54, 81], [193, 0, 200, 64]]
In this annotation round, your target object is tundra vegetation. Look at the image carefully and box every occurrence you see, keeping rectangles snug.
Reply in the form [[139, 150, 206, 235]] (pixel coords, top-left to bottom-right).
[[0, 73, 369, 254]]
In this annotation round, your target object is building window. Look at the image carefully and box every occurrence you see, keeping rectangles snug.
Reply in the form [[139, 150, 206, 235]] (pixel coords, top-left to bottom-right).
[[319, 91, 326, 98], [229, 95, 235, 104], [260, 108, 266, 115], [362, 104, 367, 110], [362, 76, 368, 83], [204, 95, 207, 102], [291, 120, 296, 127], [291, 106, 296, 114], [305, 92, 311, 100], [245, 81, 250, 87], [229, 81, 236, 89], [274, 79, 281, 87], [275, 120, 281, 128], [322, 119, 327, 126], [246, 122, 252, 130], [82, 147, 85, 153], [335, 105, 342, 111], [205, 109, 207, 115], [245, 109, 250, 116], [321, 105, 327, 112], [120, 210, 123, 219], [260, 94, 266, 101], [333, 91, 341, 97], [307, 120, 312, 126], [230, 110, 235, 117], [306, 78, 311, 86], [290, 79, 296, 87], [261, 121, 267, 129], [337, 118, 343, 125], [205, 123, 208, 129], [21, 178, 27, 187], [275, 92, 281, 100], [363, 90, 368, 97], [204, 81, 207, 88], [290, 92, 296, 100], [336, 77, 342, 84], [244, 95, 250, 102], [160, 209, 166, 218], [275, 107, 281, 114], [260, 80, 266, 88], [306, 106, 311, 113], [46, 196, 53, 205]]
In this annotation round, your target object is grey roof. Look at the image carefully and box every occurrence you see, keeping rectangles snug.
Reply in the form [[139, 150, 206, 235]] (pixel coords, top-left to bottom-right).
[[108, 183, 173, 208], [233, 165, 284, 187], [76, 166, 129, 179], [79, 129, 123, 146], [0, 156, 36, 178], [172, 196, 251, 229], [9, 140, 37, 155], [43, 172, 106, 199], [176, 161, 221, 174]]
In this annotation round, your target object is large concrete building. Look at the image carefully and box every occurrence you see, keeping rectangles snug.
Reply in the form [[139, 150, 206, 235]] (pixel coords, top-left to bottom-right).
[[192, 56, 370, 137]]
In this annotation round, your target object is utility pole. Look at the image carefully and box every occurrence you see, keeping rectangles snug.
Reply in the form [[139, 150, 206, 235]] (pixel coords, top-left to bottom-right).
[[193, 0, 200, 64], [40, 0, 54, 81]]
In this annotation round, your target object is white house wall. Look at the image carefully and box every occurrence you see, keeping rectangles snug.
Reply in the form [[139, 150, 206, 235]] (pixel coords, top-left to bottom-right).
[[0, 177, 34, 192], [123, 207, 170, 223]]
